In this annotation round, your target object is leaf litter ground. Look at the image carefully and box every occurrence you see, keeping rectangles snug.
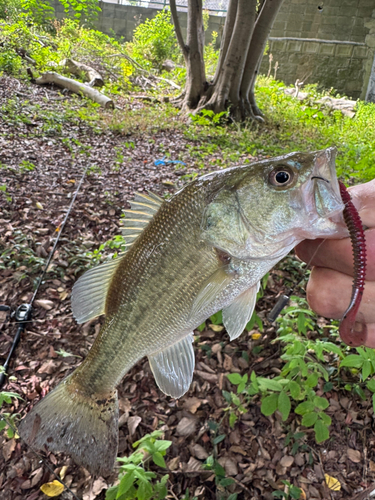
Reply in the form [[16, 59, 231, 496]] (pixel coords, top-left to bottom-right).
[[1, 76, 375, 500]]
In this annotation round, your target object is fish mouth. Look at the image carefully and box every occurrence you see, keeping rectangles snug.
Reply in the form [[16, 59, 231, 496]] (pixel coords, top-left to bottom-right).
[[309, 147, 344, 222]]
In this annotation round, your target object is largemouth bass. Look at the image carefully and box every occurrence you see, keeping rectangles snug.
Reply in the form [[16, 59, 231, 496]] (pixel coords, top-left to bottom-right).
[[19, 147, 346, 475]]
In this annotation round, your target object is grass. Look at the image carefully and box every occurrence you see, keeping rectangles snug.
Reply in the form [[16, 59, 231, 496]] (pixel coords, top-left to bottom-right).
[[185, 77, 375, 183]]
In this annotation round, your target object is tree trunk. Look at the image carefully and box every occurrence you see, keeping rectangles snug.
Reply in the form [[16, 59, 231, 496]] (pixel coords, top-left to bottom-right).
[[172, 0, 285, 121], [240, 0, 285, 119], [170, 0, 206, 110]]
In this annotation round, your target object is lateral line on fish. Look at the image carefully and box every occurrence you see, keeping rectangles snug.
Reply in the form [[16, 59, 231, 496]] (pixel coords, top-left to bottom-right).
[[0, 414, 81, 500]]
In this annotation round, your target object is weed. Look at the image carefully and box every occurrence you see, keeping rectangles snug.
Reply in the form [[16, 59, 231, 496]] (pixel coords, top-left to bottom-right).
[[0, 184, 12, 202], [203, 421, 238, 500], [19, 160, 36, 172], [0, 369, 23, 439], [272, 480, 302, 499], [105, 430, 171, 500], [129, 10, 179, 71]]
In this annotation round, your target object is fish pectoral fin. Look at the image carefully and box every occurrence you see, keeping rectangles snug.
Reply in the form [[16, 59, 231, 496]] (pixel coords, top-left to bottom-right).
[[189, 266, 233, 320], [71, 255, 124, 324], [148, 333, 195, 399], [222, 281, 260, 341]]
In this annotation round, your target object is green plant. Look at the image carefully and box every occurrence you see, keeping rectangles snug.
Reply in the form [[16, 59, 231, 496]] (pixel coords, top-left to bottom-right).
[[0, 369, 23, 439], [189, 109, 229, 127], [130, 10, 179, 71], [58, 0, 101, 27], [272, 480, 302, 499], [19, 159, 36, 172], [0, 0, 22, 21], [340, 347, 375, 407], [226, 297, 345, 444], [105, 430, 171, 500], [203, 421, 237, 500], [0, 184, 12, 202]]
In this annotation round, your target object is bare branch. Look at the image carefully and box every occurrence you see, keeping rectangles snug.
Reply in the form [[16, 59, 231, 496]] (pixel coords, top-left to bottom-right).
[[34, 72, 114, 108]]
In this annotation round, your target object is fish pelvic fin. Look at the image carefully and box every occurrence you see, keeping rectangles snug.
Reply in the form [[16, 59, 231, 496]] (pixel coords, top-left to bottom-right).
[[148, 333, 195, 399], [222, 281, 260, 341], [18, 376, 119, 476]]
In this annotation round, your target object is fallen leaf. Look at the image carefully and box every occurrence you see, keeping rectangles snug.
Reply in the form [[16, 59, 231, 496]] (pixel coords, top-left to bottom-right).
[[218, 456, 238, 476], [347, 447, 361, 463], [35, 299, 54, 310], [167, 456, 180, 471], [229, 445, 247, 456], [183, 456, 203, 472], [40, 480, 64, 497], [176, 417, 196, 437], [59, 465, 68, 480], [191, 443, 209, 460], [2, 438, 16, 460], [83, 477, 107, 500], [127, 416, 141, 436], [280, 455, 294, 468], [251, 332, 262, 340], [183, 397, 202, 414], [195, 370, 218, 383], [324, 473, 341, 491], [209, 324, 224, 332]]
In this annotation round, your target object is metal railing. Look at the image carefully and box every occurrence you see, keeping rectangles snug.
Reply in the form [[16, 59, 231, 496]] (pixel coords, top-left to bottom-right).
[[100, 0, 229, 14]]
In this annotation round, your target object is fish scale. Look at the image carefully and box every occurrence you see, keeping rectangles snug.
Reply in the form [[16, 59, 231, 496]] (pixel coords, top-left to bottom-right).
[[19, 148, 347, 475]]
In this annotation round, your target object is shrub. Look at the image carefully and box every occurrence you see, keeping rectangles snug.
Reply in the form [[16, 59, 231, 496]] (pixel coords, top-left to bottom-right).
[[130, 10, 179, 71]]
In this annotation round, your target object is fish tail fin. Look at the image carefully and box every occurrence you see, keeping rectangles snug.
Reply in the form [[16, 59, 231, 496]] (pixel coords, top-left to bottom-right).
[[18, 376, 119, 476]]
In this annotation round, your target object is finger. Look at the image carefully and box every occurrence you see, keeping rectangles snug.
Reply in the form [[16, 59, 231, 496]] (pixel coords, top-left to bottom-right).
[[349, 179, 375, 228], [305, 267, 375, 323], [295, 228, 375, 280], [363, 323, 375, 349]]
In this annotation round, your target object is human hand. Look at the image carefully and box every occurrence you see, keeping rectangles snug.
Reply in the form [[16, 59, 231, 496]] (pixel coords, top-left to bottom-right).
[[295, 179, 375, 347]]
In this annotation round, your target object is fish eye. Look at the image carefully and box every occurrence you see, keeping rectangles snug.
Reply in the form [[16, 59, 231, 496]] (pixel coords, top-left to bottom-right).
[[268, 166, 295, 188]]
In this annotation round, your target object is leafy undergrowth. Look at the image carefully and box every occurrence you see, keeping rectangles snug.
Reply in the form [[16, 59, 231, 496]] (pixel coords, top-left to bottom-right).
[[1, 74, 375, 500]]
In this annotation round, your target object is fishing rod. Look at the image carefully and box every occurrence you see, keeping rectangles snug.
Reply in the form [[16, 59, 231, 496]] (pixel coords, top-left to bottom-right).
[[0, 166, 88, 389]]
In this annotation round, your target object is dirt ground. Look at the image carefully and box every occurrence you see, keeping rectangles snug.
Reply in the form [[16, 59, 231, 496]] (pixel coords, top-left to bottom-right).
[[1, 75, 375, 500]]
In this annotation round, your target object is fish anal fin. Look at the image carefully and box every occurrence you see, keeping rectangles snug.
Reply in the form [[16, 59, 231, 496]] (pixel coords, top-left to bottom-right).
[[148, 333, 195, 399], [71, 256, 123, 324], [222, 282, 260, 341]]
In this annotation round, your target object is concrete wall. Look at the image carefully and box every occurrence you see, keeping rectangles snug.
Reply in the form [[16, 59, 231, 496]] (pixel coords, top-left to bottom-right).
[[52, 0, 375, 101], [261, 0, 375, 100], [52, 1, 225, 48]]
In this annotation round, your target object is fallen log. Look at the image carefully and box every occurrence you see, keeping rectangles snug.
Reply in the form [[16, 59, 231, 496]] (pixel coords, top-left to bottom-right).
[[61, 58, 104, 87], [34, 71, 114, 108]]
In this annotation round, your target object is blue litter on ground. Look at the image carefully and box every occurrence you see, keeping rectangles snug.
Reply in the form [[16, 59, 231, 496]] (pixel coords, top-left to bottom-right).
[[154, 156, 186, 166]]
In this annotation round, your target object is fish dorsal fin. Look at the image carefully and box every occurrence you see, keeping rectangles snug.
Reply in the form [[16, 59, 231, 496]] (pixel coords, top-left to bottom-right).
[[148, 333, 195, 398], [189, 266, 233, 321], [121, 192, 163, 247], [222, 282, 260, 341], [71, 256, 124, 324]]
